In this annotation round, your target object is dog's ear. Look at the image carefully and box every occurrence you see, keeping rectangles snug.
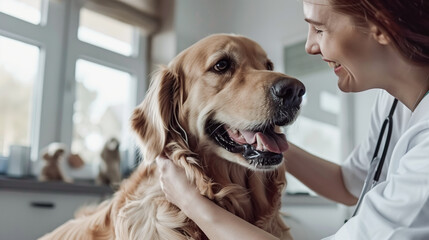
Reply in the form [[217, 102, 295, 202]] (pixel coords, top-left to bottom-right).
[[132, 66, 215, 199], [131, 67, 187, 162]]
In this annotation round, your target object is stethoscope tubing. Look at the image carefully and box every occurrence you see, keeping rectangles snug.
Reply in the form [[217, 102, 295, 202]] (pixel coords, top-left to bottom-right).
[[372, 99, 398, 182], [349, 98, 398, 219]]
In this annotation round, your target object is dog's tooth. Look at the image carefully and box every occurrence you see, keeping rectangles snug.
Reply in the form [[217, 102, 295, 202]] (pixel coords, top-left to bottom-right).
[[263, 145, 268, 152], [256, 134, 265, 151], [256, 134, 262, 150]]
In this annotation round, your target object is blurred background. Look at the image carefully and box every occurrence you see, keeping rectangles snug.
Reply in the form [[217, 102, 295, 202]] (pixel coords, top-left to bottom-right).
[[0, 0, 378, 239]]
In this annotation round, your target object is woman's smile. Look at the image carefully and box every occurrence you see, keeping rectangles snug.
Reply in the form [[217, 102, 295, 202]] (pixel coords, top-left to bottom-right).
[[324, 59, 343, 74]]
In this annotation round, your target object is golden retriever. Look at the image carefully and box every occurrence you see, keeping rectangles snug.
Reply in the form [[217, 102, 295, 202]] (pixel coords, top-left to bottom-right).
[[39, 33, 305, 240]]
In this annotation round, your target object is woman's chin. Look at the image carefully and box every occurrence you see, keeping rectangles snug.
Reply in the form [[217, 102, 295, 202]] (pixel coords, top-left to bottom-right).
[[337, 79, 352, 92], [337, 73, 359, 93], [338, 82, 368, 93]]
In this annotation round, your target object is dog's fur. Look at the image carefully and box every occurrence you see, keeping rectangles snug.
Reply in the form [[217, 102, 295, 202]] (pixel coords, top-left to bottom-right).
[[96, 138, 122, 188], [39, 34, 304, 240]]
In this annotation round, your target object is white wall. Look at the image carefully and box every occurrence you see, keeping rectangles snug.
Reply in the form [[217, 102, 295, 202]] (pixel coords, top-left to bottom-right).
[[150, 0, 176, 70]]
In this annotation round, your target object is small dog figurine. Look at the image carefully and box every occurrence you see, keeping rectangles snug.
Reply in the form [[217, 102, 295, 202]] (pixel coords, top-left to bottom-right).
[[39, 143, 71, 182], [96, 138, 121, 188]]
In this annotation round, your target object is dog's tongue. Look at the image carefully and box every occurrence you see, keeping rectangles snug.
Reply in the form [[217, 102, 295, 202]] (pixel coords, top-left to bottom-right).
[[226, 128, 289, 153]]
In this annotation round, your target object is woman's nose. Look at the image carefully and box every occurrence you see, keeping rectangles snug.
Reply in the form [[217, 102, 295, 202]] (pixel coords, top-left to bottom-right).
[[305, 34, 321, 55]]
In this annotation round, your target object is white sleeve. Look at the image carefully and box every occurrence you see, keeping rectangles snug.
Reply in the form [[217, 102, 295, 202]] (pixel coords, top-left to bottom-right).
[[341, 91, 389, 197], [332, 126, 429, 240]]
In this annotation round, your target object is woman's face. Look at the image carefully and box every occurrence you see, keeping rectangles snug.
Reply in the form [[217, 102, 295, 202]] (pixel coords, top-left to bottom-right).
[[303, 0, 387, 92]]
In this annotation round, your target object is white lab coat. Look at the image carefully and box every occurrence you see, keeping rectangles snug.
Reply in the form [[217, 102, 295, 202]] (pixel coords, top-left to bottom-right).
[[324, 90, 429, 240]]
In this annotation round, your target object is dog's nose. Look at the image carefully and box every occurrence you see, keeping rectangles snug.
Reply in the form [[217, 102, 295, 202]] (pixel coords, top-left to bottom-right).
[[271, 77, 306, 106]]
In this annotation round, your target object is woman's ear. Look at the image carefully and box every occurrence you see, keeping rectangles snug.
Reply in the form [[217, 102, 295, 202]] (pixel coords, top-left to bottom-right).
[[369, 23, 390, 45], [131, 67, 182, 162]]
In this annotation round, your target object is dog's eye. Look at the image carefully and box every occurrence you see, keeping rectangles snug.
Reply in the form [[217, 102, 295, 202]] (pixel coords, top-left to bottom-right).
[[266, 61, 274, 71], [213, 59, 231, 72]]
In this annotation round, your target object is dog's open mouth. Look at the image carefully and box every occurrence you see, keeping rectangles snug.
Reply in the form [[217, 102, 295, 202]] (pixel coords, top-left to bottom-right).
[[206, 120, 288, 168]]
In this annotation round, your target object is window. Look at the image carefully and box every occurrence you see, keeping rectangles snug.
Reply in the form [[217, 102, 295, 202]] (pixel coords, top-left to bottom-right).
[[0, 0, 149, 177], [78, 8, 136, 56], [0, 36, 40, 156], [0, 0, 45, 25], [59, 0, 148, 176], [73, 59, 133, 163]]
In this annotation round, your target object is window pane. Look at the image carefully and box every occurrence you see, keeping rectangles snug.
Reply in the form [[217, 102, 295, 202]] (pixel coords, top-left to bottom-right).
[[0, 0, 44, 25], [0, 36, 40, 156], [73, 59, 132, 163], [78, 8, 135, 56]]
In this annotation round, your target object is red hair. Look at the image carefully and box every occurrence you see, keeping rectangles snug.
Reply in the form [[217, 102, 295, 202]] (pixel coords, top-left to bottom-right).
[[329, 0, 429, 65]]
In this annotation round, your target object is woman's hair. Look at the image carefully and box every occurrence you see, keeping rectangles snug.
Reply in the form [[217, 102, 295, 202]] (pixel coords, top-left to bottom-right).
[[329, 0, 429, 65]]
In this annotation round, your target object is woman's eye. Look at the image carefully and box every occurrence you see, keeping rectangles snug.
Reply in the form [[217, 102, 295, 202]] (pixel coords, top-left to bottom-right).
[[314, 27, 323, 34], [213, 59, 230, 72]]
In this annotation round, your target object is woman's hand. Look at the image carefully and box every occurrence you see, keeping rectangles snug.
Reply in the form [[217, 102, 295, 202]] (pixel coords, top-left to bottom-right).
[[156, 155, 200, 211], [156, 155, 279, 240]]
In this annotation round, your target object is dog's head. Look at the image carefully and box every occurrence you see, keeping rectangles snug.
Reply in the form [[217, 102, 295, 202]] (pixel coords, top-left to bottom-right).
[[132, 34, 305, 170]]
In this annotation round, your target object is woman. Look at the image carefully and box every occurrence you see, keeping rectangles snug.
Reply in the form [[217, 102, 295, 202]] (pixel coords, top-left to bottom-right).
[[157, 0, 429, 239]]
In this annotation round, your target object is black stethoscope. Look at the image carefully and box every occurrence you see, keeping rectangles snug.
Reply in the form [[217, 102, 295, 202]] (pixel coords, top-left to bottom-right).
[[350, 98, 399, 219]]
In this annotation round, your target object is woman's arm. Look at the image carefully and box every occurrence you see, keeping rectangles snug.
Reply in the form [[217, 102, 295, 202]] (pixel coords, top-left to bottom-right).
[[284, 144, 357, 206], [156, 156, 279, 240]]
